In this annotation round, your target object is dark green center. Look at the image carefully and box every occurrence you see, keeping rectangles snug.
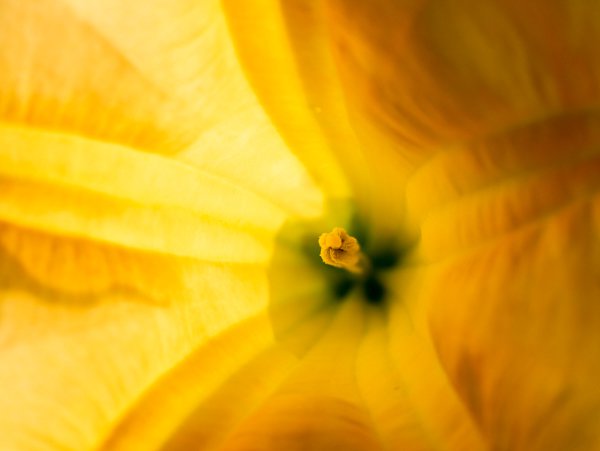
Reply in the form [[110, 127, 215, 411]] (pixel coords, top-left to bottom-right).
[[329, 247, 400, 305]]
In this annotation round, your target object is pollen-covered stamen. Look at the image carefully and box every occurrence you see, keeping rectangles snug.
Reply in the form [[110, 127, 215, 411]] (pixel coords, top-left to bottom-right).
[[318, 227, 368, 275]]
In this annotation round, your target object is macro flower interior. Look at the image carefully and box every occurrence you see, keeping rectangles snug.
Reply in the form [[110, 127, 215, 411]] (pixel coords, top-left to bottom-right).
[[1, 0, 600, 450]]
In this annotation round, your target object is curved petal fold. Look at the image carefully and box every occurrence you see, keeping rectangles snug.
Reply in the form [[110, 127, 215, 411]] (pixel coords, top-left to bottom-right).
[[0, 228, 270, 449]]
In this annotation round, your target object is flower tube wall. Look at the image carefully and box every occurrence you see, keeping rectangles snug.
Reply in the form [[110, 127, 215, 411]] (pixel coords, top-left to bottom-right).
[[1, 1, 600, 450]]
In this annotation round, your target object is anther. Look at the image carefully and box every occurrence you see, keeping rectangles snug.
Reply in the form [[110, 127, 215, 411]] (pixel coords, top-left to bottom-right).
[[318, 227, 369, 275]]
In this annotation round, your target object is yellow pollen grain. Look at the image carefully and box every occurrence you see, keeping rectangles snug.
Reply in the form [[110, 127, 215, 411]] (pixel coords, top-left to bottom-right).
[[318, 227, 366, 275]]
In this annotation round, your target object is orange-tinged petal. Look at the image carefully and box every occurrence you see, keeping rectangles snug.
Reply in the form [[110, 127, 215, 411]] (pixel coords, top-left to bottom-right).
[[415, 144, 600, 450], [259, 1, 600, 448], [326, 0, 600, 151], [357, 305, 487, 450], [387, 4, 600, 445]]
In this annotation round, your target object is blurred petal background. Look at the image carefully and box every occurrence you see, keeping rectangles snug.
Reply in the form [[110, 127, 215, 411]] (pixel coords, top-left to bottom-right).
[[1, 0, 599, 450]]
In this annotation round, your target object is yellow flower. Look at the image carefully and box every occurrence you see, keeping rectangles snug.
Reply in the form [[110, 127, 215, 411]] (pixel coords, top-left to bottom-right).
[[1, 1, 599, 450]]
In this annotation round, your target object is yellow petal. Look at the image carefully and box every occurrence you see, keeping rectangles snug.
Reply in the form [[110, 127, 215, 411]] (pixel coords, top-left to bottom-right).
[[408, 106, 600, 449], [61, 0, 263, 129], [181, 111, 324, 219], [0, 124, 290, 263], [224, 0, 413, 243], [96, 299, 376, 450], [357, 305, 486, 450], [1, 0, 323, 222], [226, 0, 600, 241], [421, 197, 600, 449], [258, 1, 600, 448], [0, 0, 196, 152], [99, 314, 278, 451], [158, 342, 299, 450], [223, 0, 352, 200], [0, 221, 271, 449], [219, 298, 382, 451], [0, 3, 326, 449], [266, 201, 358, 351], [325, 0, 600, 151], [58, 0, 324, 218]]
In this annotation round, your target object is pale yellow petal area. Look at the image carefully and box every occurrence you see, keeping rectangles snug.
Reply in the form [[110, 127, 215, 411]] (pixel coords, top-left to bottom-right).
[[0, 2, 326, 449], [60, 0, 265, 130], [180, 108, 324, 219], [0, 222, 271, 450], [0, 124, 289, 263], [58, 0, 324, 218], [0, 0, 197, 152], [1, 0, 324, 220], [0, 124, 284, 232], [219, 298, 382, 451], [98, 314, 279, 451], [408, 112, 600, 449], [222, 0, 351, 201]]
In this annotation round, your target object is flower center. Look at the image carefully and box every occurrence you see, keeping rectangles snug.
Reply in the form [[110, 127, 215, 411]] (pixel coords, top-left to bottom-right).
[[318, 227, 367, 275], [318, 227, 397, 305], [266, 208, 409, 353]]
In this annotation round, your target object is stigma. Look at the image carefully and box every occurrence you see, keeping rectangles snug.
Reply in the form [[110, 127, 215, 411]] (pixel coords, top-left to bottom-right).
[[318, 227, 368, 275]]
